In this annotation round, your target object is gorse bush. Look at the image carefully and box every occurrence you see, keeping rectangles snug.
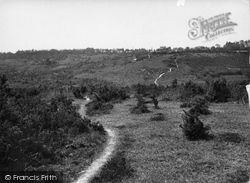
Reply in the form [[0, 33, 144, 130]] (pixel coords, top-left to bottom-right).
[[150, 113, 165, 121], [74, 82, 129, 102], [89, 120, 105, 132], [206, 77, 230, 103], [150, 94, 160, 109], [72, 87, 84, 99], [81, 83, 129, 116], [180, 96, 211, 116], [180, 110, 211, 141], [171, 78, 178, 88], [130, 95, 150, 114], [132, 83, 165, 97], [93, 85, 129, 102], [85, 100, 114, 116], [180, 81, 204, 101], [227, 81, 249, 103], [189, 104, 211, 116]]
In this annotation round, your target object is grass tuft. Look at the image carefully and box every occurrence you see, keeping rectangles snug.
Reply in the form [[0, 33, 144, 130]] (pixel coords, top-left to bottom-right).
[[216, 132, 245, 143], [150, 113, 165, 121]]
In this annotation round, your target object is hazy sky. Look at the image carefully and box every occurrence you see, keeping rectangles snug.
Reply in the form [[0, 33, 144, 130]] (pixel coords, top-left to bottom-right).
[[0, 0, 249, 52]]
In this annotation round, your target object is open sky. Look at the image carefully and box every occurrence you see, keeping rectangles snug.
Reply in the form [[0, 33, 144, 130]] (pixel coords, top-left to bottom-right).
[[0, 0, 249, 53]]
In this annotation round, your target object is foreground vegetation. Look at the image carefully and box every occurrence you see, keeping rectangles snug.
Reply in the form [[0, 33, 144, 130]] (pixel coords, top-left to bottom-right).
[[0, 75, 106, 182]]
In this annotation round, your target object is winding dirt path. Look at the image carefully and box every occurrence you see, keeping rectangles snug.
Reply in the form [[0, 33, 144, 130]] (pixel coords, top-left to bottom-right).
[[140, 57, 179, 86], [154, 57, 179, 86], [72, 100, 118, 183]]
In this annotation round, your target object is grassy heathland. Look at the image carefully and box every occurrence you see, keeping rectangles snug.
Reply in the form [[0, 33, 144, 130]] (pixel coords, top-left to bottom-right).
[[1, 52, 249, 89], [1, 51, 250, 182], [91, 98, 250, 183]]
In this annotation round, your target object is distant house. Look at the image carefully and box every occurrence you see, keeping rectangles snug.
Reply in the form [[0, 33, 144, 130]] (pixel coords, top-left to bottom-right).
[[125, 49, 132, 53], [99, 49, 109, 53], [117, 48, 124, 53], [156, 46, 171, 54], [171, 48, 178, 52]]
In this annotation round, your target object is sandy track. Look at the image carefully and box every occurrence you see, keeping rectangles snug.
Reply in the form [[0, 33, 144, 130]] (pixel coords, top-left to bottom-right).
[[154, 57, 179, 86], [72, 100, 118, 183]]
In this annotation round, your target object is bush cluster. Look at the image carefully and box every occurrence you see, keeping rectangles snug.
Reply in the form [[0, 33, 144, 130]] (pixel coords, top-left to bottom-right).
[[132, 83, 166, 97], [180, 96, 211, 116], [227, 81, 249, 103], [0, 75, 104, 172], [93, 85, 129, 102], [85, 85, 129, 116], [85, 100, 114, 116], [180, 81, 205, 101], [72, 86, 87, 99], [206, 77, 230, 103], [179, 77, 247, 103], [73, 83, 129, 102]]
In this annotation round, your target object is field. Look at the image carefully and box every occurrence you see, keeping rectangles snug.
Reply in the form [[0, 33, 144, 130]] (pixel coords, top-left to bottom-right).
[[92, 99, 250, 183], [1, 50, 250, 182]]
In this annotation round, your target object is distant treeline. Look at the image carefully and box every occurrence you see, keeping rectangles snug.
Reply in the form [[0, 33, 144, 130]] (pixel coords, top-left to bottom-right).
[[0, 40, 249, 60]]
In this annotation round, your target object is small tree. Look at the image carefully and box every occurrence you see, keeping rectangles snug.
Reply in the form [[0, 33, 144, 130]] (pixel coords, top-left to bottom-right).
[[180, 110, 210, 140], [150, 94, 159, 109], [130, 94, 150, 114], [171, 78, 178, 88], [206, 77, 230, 103], [181, 96, 211, 116]]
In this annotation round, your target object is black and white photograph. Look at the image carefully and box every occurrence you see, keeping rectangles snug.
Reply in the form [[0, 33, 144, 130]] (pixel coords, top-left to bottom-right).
[[0, 0, 250, 182]]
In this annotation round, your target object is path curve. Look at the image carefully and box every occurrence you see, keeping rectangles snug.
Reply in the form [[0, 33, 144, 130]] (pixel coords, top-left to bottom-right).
[[154, 57, 179, 86], [72, 100, 118, 183]]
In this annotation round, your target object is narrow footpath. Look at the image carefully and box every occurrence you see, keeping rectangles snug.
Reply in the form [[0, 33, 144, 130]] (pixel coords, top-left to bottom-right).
[[72, 100, 119, 183]]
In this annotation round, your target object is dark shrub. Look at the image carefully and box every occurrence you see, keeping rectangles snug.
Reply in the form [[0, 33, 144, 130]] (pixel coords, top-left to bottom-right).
[[180, 81, 204, 101], [228, 81, 249, 102], [130, 95, 150, 114], [226, 169, 249, 183], [180, 102, 191, 108], [188, 96, 211, 116], [73, 117, 90, 133], [92, 86, 129, 103], [89, 121, 105, 132], [80, 86, 88, 94], [132, 83, 165, 97], [150, 113, 165, 121], [86, 100, 113, 116], [72, 87, 83, 99], [206, 77, 230, 103], [171, 78, 178, 88], [242, 68, 250, 79], [189, 105, 211, 116], [217, 132, 244, 143], [150, 95, 160, 109], [180, 110, 211, 141], [25, 87, 40, 96], [130, 104, 150, 114], [0, 75, 99, 172]]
